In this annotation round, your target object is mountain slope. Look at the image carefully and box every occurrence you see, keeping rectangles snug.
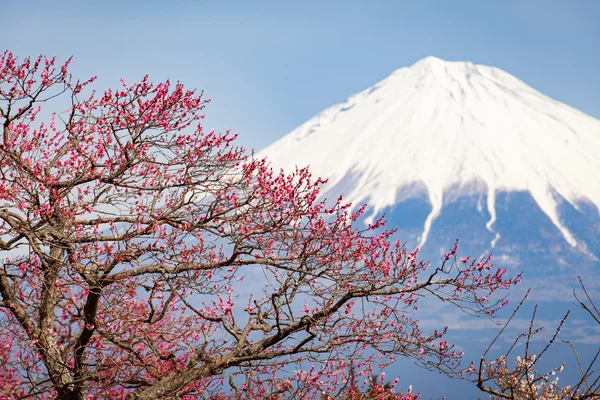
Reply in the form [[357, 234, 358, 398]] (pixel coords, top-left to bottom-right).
[[259, 57, 600, 251]]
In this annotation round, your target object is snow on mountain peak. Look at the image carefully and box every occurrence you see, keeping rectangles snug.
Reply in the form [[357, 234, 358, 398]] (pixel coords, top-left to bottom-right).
[[259, 57, 600, 249]]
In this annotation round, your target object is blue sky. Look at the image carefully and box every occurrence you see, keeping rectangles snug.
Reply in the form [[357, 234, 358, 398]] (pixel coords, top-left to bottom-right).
[[3, 0, 599, 152]]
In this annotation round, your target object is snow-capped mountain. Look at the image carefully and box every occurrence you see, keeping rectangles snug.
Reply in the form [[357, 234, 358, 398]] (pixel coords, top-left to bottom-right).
[[258, 56, 600, 397], [259, 57, 600, 270]]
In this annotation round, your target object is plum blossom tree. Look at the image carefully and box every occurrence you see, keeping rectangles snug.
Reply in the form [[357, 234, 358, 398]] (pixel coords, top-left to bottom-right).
[[0, 51, 521, 400], [474, 279, 600, 399]]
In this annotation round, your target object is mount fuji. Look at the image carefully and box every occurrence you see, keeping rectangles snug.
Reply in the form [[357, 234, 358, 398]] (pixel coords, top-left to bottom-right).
[[259, 56, 600, 280], [258, 56, 600, 397]]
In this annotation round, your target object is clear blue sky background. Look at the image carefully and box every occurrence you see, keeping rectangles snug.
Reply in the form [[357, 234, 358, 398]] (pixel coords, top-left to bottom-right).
[[2, 0, 599, 152]]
